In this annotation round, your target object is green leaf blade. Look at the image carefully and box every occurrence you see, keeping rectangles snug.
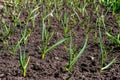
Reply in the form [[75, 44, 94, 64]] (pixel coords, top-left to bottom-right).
[[45, 38, 68, 54], [68, 33, 88, 70], [101, 56, 117, 71]]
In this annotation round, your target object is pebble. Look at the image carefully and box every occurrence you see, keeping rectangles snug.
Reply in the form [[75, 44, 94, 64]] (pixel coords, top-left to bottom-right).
[[55, 56, 59, 60], [0, 74, 5, 78]]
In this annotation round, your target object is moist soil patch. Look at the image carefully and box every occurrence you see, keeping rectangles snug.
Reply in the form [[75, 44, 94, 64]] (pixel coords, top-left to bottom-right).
[[0, 1, 120, 80]]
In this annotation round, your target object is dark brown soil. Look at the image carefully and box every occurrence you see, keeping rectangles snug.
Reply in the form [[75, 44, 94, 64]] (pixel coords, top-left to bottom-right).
[[0, 26, 120, 80], [0, 1, 120, 80]]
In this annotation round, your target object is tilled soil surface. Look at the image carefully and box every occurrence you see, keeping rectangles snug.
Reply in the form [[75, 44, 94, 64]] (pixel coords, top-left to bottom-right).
[[0, 1, 120, 80], [0, 25, 120, 80]]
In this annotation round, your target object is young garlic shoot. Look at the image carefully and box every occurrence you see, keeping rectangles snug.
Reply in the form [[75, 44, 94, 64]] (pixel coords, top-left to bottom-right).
[[66, 31, 88, 71], [39, 8, 68, 59], [19, 46, 30, 77], [39, 20, 68, 58], [99, 27, 118, 72]]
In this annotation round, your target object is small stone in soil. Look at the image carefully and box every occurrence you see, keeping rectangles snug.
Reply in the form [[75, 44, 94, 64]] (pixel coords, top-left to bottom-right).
[[0, 74, 5, 78]]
